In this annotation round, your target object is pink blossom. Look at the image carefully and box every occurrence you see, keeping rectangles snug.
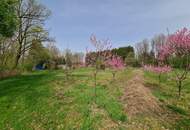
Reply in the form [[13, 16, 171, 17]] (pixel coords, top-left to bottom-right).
[[90, 34, 112, 53], [143, 65, 172, 74], [155, 28, 190, 96], [106, 55, 125, 70], [85, 35, 113, 66], [158, 27, 190, 61]]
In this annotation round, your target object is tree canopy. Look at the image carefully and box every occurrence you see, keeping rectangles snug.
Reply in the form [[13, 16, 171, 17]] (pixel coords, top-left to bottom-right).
[[0, 0, 17, 37]]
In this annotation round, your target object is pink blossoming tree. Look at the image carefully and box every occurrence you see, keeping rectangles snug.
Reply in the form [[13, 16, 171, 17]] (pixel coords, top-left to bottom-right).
[[144, 65, 172, 84], [106, 55, 125, 80], [158, 28, 190, 96]]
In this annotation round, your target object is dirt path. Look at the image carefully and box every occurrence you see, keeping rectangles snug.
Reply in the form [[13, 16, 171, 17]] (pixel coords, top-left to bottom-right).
[[119, 69, 181, 129], [121, 69, 163, 118]]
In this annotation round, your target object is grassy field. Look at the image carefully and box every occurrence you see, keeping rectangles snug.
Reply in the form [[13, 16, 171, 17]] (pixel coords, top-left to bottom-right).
[[0, 68, 190, 130], [144, 70, 190, 129]]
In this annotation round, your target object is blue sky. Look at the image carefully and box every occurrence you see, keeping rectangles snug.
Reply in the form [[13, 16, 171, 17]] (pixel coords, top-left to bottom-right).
[[40, 0, 190, 52]]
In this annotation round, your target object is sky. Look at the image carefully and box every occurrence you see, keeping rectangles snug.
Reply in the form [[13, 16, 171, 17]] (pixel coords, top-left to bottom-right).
[[40, 0, 190, 52]]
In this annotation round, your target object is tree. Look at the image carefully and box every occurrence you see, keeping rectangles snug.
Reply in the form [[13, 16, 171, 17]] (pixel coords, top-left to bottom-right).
[[47, 42, 60, 61], [72, 52, 84, 65], [0, 0, 17, 37], [86, 46, 135, 66], [63, 49, 73, 80], [158, 28, 190, 97], [135, 39, 150, 65], [0, 0, 17, 70], [151, 34, 166, 59], [151, 34, 167, 64], [112, 46, 134, 60], [106, 55, 125, 80], [144, 65, 172, 85], [26, 40, 50, 70], [14, 0, 51, 68], [125, 51, 136, 67], [64, 49, 73, 68], [87, 35, 112, 101]]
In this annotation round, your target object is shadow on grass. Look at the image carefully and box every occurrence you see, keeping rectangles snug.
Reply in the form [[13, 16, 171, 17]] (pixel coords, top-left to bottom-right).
[[175, 118, 190, 129], [144, 82, 173, 102], [0, 72, 55, 107], [167, 104, 188, 116], [71, 73, 90, 78], [144, 82, 160, 89]]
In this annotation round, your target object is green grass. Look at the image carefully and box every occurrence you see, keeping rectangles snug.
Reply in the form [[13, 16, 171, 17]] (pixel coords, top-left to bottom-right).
[[1, 68, 190, 129], [0, 71, 58, 129], [175, 118, 190, 130], [144, 70, 190, 129], [166, 104, 188, 115], [0, 68, 131, 129]]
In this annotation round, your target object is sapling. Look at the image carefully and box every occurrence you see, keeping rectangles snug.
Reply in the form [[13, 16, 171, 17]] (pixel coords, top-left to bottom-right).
[[106, 55, 125, 80], [86, 35, 112, 101], [144, 65, 172, 85]]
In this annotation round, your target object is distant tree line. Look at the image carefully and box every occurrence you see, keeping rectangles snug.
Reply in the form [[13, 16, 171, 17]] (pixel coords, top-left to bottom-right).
[[85, 46, 136, 67], [85, 33, 171, 68], [135, 34, 167, 66]]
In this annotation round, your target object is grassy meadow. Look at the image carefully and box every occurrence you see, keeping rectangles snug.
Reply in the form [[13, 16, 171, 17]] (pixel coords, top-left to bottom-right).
[[0, 68, 189, 130], [144, 70, 190, 129]]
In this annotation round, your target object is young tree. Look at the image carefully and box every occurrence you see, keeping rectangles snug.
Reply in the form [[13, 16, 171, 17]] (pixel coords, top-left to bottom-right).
[[106, 55, 125, 80], [64, 49, 73, 67], [86, 35, 112, 100], [144, 65, 172, 85], [158, 28, 190, 97]]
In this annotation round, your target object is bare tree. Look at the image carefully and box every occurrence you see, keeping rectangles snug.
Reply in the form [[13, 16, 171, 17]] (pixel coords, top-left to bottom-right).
[[46, 42, 60, 61], [72, 52, 84, 65], [151, 34, 166, 59], [135, 39, 150, 65]]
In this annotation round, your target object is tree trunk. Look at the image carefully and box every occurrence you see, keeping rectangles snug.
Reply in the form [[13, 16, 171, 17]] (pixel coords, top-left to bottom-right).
[[14, 53, 21, 69], [112, 72, 116, 80], [158, 73, 161, 85], [22, 38, 26, 66], [178, 81, 182, 97], [94, 70, 97, 103]]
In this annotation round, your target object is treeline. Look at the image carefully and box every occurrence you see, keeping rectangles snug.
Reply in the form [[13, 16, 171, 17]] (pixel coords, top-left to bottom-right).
[[86, 46, 137, 67], [0, 0, 50, 71], [135, 34, 166, 65], [85, 33, 168, 67], [25, 42, 84, 70], [0, 0, 84, 78]]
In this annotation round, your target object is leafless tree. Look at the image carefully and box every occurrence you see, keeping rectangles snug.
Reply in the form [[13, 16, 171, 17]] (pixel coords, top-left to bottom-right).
[[135, 39, 150, 65], [151, 34, 166, 59]]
